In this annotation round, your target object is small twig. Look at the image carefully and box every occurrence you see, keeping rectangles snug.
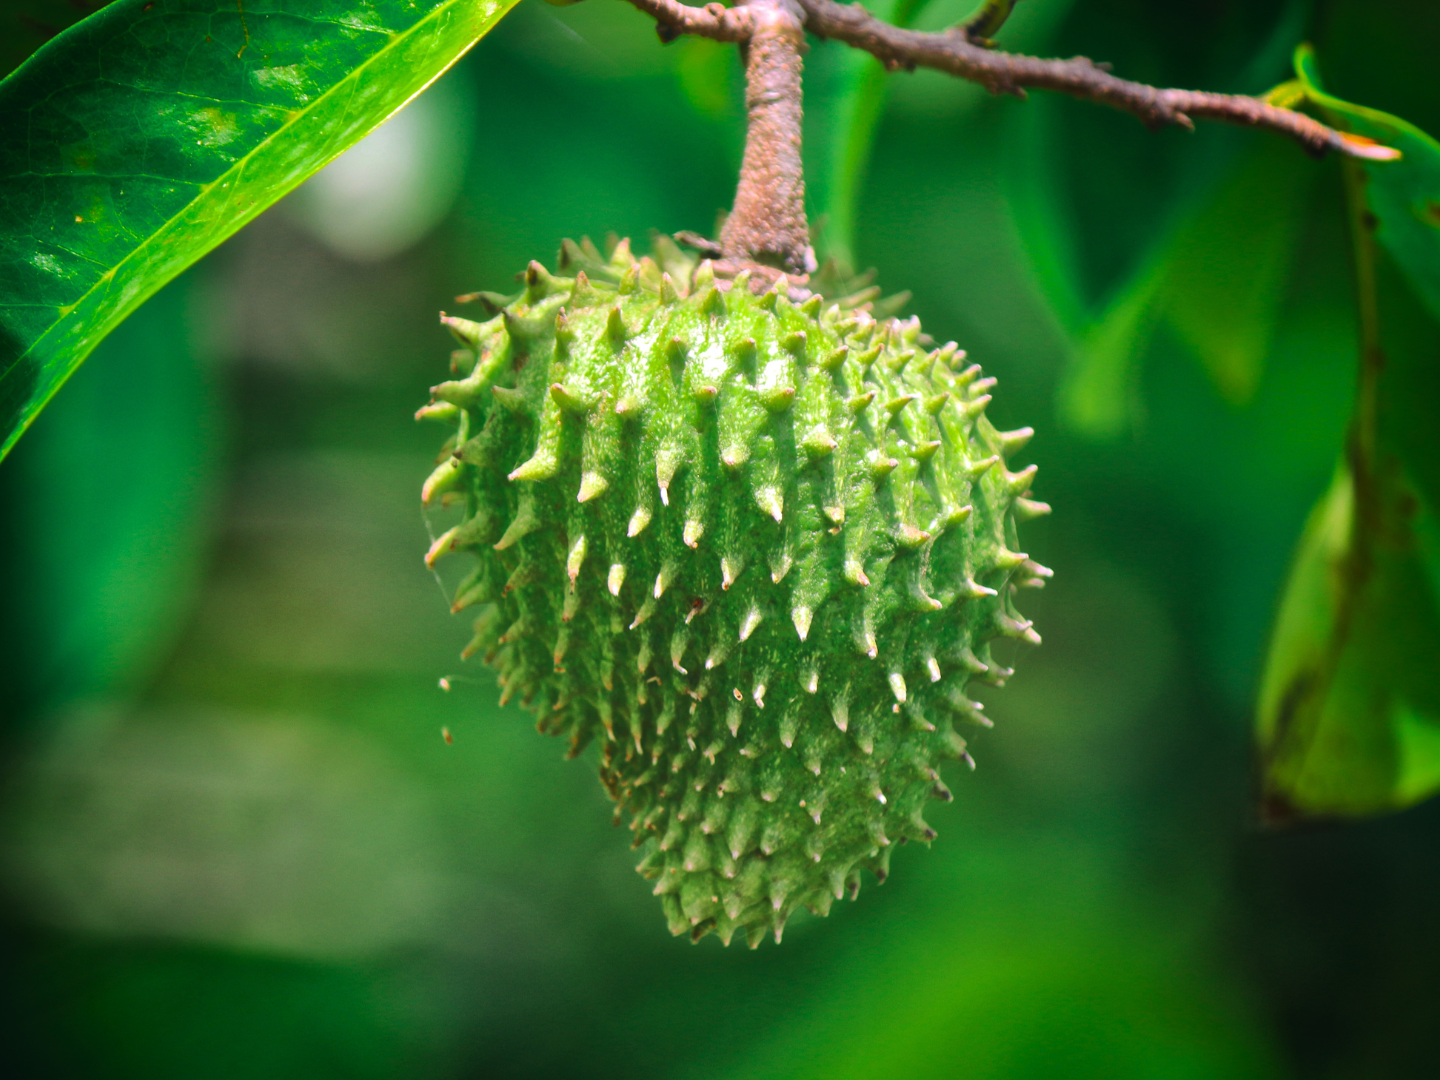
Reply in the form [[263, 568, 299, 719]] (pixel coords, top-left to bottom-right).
[[674, 230, 724, 257], [623, 0, 1391, 160]]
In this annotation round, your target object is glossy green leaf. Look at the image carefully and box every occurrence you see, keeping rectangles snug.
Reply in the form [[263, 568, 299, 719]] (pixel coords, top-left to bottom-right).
[[1257, 462, 1440, 817], [0, 0, 520, 462], [1288, 44, 1440, 323]]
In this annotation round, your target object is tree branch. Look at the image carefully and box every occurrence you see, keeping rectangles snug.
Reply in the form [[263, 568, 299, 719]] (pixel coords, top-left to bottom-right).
[[626, 0, 753, 42], [719, 0, 813, 272], [623, 0, 1397, 160]]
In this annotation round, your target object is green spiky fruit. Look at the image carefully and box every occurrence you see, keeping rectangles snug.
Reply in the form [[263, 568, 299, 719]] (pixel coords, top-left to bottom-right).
[[418, 236, 1050, 947]]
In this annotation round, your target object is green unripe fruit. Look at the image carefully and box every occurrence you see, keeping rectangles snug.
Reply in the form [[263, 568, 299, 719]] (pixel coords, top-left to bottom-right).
[[419, 236, 1051, 946]]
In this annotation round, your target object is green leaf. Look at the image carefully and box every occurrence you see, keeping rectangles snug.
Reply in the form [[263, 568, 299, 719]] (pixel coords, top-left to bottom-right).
[[1057, 139, 1315, 436], [1291, 43, 1440, 324], [1013, 0, 1313, 437], [1257, 462, 1440, 817], [1254, 45, 1440, 820], [1158, 138, 1314, 405], [1056, 260, 1166, 439], [0, 0, 520, 462]]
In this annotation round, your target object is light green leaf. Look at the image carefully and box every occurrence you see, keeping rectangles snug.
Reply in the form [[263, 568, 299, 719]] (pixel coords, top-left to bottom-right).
[[0, 0, 520, 461], [1257, 462, 1440, 817], [1254, 45, 1440, 820], [1292, 43, 1440, 324], [1056, 260, 1166, 439]]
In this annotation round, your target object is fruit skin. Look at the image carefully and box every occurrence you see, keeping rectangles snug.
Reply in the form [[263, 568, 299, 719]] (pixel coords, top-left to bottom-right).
[[419, 236, 1050, 947]]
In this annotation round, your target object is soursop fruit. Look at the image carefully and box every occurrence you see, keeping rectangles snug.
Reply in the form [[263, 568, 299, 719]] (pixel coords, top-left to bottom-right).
[[418, 236, 1050, 946]]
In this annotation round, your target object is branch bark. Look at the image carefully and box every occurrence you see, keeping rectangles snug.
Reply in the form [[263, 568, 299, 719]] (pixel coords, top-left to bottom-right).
[[718, 0, 813, 273], [624, 0, 1395, 160], [628, 0, 753, 41]]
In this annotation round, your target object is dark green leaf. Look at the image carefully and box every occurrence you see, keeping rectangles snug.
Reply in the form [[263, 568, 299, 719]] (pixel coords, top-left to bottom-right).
[[1291, 43, 1440, 324], [1010, 0, 1312, 437], [1056, 260, 1165, 438], [1057, 139, 1315, 436], [0, 0, 519, 461], [1254, 46, 1440, 819], [1159, 138, 1315, 406]]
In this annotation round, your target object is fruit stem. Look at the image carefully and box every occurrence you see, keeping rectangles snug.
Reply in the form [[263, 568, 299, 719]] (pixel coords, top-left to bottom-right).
[[719, 0, 815, 276]]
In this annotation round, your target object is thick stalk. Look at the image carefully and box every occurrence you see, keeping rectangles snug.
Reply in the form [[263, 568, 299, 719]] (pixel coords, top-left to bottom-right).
[[719, 0, 814, 274]]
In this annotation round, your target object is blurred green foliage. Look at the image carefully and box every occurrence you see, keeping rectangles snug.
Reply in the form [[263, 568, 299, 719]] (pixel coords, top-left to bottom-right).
[[2, 0, 1440, 1077]]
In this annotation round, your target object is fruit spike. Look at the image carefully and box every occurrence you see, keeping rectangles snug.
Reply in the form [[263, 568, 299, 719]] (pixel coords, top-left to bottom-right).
[[419, 236, 1049, 947]]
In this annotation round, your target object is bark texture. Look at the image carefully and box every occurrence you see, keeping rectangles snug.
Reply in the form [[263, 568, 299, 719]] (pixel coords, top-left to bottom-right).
[[718, 0, 814, 274]]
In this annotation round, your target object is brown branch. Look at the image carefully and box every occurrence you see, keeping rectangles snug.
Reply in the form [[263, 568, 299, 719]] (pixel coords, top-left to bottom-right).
[[625, 0, 753, 42], [622, 0, 1398, 160], [719, 0, 813, 272]]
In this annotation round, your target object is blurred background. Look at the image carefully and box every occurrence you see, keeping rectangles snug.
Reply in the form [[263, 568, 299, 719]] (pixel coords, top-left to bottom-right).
[[3, 0, 1440, 1076]]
